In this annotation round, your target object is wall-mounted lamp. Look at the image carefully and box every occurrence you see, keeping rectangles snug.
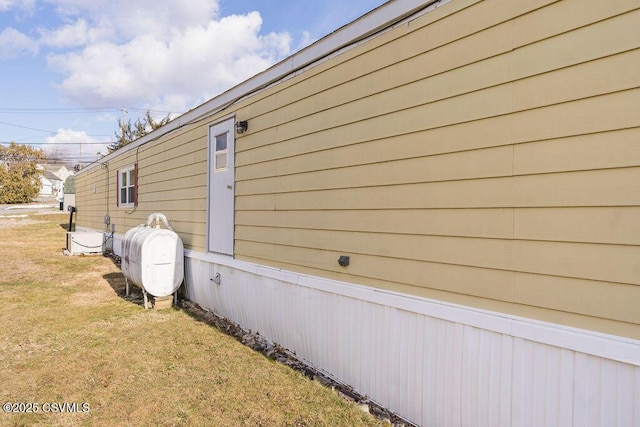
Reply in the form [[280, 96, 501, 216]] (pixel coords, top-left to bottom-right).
[[236, 120, 248, 134]]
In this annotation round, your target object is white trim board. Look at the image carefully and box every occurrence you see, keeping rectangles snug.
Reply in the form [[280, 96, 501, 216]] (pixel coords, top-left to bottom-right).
[[185, 249, 640, 366]]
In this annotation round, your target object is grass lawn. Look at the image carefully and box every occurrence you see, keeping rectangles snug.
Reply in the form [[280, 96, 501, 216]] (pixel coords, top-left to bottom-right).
[[0, 214, 383, 426]]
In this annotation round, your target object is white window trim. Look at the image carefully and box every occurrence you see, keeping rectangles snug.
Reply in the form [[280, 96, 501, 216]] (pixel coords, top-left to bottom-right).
[[118, 164, 136, 208]]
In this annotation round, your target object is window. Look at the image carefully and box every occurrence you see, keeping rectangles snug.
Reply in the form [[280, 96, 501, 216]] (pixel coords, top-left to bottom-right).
[[118, 164, 137, 207], [214, 132, 228, 171]]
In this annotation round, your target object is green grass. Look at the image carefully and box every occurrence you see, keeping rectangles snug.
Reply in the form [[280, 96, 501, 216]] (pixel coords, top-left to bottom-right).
[[0, 215, 383, 426]]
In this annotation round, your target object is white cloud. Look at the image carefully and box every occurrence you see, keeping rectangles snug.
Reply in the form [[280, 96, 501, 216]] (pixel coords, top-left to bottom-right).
[[38, 19, 91, 49], [47, 0, 219, 42], [47, 9, 292, 112], [0, 27, 38, 58], [44, 128, 110, 163]]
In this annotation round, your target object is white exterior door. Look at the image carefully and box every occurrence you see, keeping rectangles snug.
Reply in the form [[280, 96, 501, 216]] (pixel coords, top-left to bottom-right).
[[208, 118, 235, 256]]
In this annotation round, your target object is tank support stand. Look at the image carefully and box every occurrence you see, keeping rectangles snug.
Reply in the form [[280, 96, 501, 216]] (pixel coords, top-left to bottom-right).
[[142, 288, 151, 309]]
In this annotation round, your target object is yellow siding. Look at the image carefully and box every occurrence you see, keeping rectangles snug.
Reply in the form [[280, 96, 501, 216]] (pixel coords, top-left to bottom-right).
[[236, 88, 640, 169], [236, 208, 515, 239], [237, 145, 514, 195], [76, 120, 212, 252], [514, 273, 640, 325], [513, 128, 640, 175], [75, 0, 640, 338], [514, 207, 640, 245]]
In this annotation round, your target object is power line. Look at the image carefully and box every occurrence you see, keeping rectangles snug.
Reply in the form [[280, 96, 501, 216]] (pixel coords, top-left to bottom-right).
[[0, 107, 117, 114], [0, 106, 174, 114], [117, 106, 174, 114], [0, 141, 114, 146], [0, 121, 114, 138], [0, 120, 56, 135], [0, 106, 173, 139]]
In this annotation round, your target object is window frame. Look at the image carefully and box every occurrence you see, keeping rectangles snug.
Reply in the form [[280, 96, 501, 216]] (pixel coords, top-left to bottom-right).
[[117, 164, 138, 208], [213, 131, 229, 172]]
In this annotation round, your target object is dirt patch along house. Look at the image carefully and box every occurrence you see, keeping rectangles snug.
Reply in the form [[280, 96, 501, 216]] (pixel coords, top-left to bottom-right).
[[75, 1, 640, 425]]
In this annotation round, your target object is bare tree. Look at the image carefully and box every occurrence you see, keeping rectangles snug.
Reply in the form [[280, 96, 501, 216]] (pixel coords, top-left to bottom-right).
[[44, 145, 71, 166], [109, 110, 172, 153]]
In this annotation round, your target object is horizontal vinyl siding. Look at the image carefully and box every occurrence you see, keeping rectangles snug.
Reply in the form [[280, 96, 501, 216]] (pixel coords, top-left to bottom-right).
[[74, 0, 640, 338], [235, 227, 640, 286], [236, 168, 640, 210], [133, 126, 209, 251], [236, 3, 640, 164], [75, 164, 110, 232], [235, 87, 640, 188], [233, 0, 640, 337], [76, 123, 210, 251], [237, 206, 640, 246]]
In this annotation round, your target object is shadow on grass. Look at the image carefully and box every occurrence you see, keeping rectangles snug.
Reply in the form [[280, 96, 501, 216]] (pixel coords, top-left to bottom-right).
[[103, 271, 126, 296], [58, 221, 75, 231], [103, 270, 146, 308]]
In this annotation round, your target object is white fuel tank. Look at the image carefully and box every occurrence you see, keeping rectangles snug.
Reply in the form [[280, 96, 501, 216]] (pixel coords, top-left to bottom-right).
[[122, 217, 184, 297]]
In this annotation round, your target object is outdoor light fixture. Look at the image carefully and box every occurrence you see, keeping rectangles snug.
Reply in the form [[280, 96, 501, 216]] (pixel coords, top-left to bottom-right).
[[236, 120, 248, 134]]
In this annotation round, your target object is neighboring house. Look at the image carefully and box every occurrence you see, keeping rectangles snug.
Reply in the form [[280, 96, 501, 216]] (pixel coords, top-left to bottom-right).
[[42, 164, 73, 183], [38, 164, 73, 199], [39, 170, 63, 198], [75, 1, 640, 426]]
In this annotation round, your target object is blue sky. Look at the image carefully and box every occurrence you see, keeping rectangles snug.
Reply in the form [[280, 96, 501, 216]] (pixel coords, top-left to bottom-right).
[[0, 0, 386, 164]]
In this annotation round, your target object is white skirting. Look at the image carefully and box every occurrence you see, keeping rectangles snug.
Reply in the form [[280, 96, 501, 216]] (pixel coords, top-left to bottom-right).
[[184, 250, 640, 427]]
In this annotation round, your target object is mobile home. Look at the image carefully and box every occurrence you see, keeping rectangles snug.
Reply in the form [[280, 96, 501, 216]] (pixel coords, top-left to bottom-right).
[[75, 0, 640, 425]]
